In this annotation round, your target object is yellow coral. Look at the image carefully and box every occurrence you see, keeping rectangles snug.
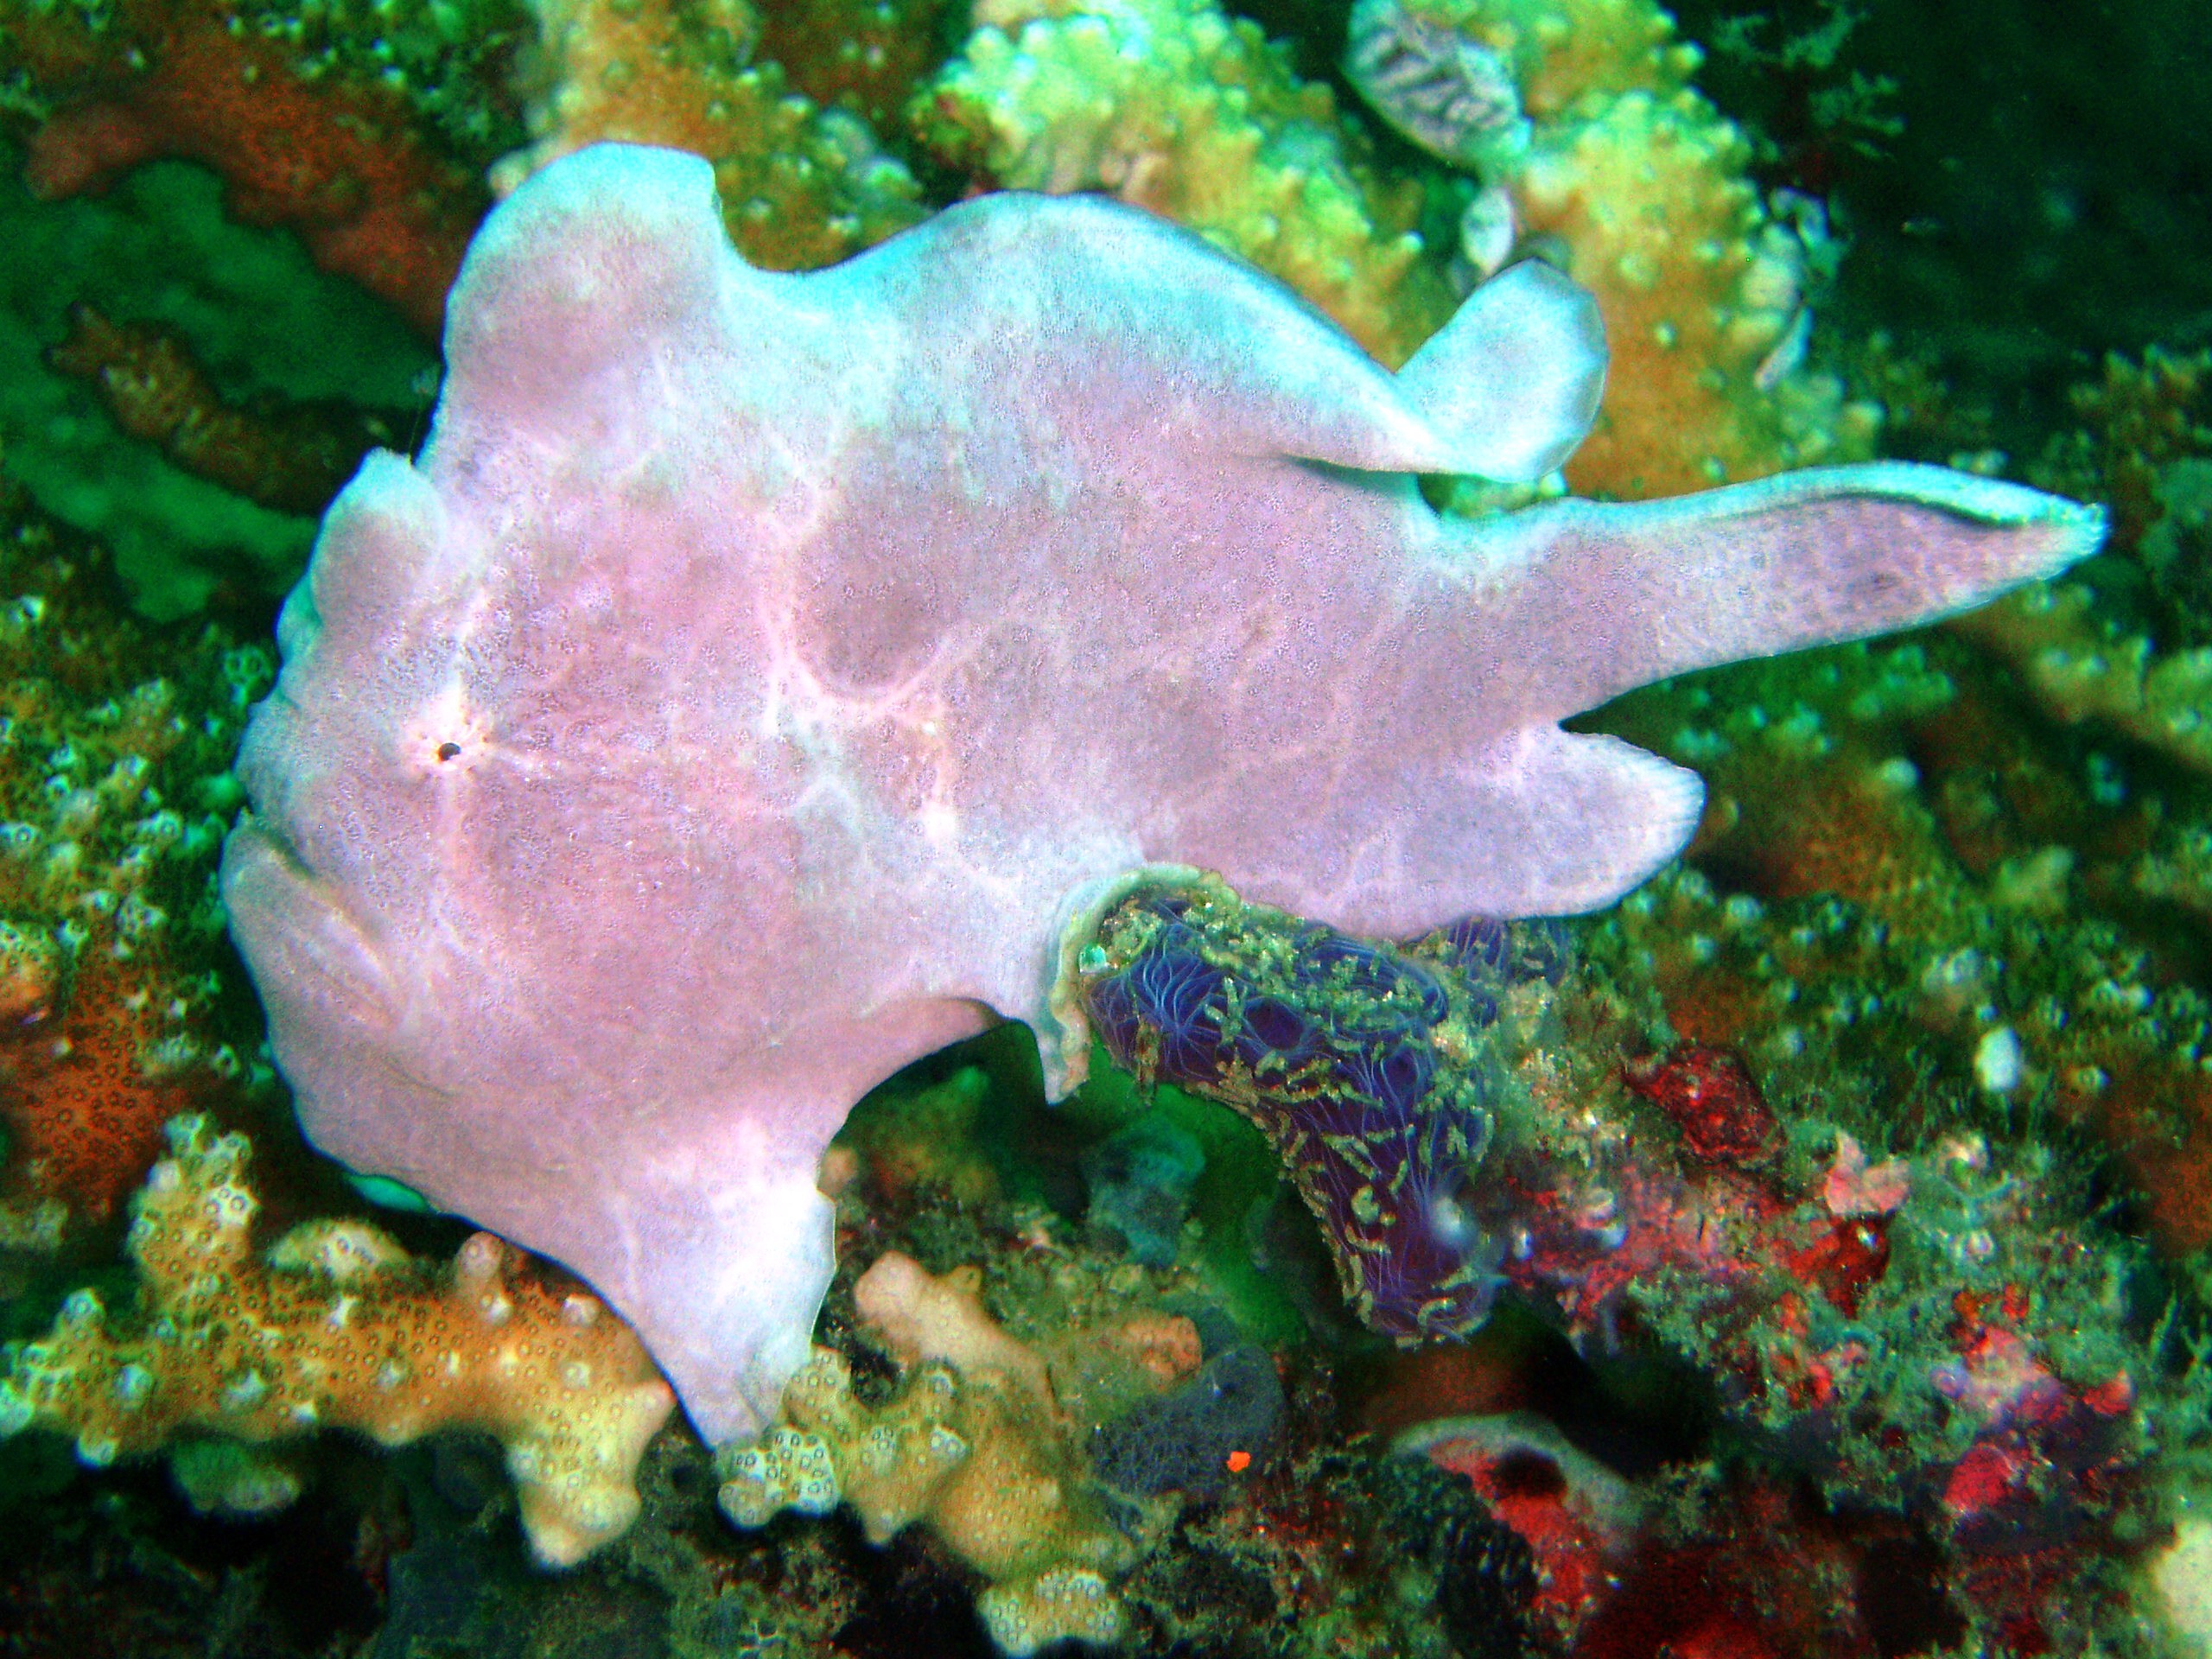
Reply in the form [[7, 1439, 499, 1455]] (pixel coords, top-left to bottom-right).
[[919, 0, 1459, 365], [1517, 87, 1872, 494], [980, 1564, 1127, 1653], [493, 0, 926, 270], [1401, 0, 1877, 495], [719, 1250, 1200, 1654], [854, 1250, 1055, 1399], [0, 1116, 674, 1567], [721, 1346, 1135, 1655], [1951, 582, 2212, 777]]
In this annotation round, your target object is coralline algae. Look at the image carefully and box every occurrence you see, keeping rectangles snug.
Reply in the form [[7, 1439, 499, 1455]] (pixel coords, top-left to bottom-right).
[[221, 139, 2101, 1446]]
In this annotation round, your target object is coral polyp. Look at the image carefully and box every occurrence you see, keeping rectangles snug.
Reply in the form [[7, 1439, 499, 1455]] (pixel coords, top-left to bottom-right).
[[1, 1116, 676, 1568]]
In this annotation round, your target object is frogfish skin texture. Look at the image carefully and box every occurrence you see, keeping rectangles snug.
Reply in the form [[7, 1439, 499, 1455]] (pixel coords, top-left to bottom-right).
[[220, 143, 2104, 1445]]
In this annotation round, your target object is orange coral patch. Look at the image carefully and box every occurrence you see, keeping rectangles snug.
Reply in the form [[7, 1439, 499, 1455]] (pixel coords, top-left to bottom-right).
[[0, 965, 200, 1225], [2079, 1065, 2212, 1256]]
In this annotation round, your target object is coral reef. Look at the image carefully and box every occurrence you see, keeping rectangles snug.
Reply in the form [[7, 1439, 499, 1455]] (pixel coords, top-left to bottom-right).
[[1077, 874, 2197, 1652], [1, 1115, 675, 1567], [2152, 1500, 2212, 1655], [0, 0, 2204, 1652], [1090, 1339, 1283, 1500], [719, 1250, 1190, 1654], [1343, 0, 1878, 497], [1585, 618, 2212, 1265], [0, 0, 933, 620], [1104, 1361, 1546, 1659], [0, 468, 274, 1232], [489, 0, 927, 269], [1719, 0, 2212, 450], [710, 1218, 1541, 1656], [1079, 1114, 1208, 1267]]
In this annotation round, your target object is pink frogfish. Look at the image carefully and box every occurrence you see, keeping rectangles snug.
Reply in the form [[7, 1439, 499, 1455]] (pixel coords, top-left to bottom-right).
[[222, 143, 2101, 1446]]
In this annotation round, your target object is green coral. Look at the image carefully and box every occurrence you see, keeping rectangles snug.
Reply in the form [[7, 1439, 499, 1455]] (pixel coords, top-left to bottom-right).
[[229, 0, 536, 161], [0, 149, 435, 619]]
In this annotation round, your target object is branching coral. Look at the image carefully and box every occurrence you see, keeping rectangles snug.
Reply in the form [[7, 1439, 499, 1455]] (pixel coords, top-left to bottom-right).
[[725, 1349, 1130, 1655], [1344, 0, 1879, 497], [491, 0, 926, 270], [1950, 346, 2212, 785], [1951, 578, 2212, 778], [4, 0, 488, 333], [0, 1115, 676, 1567], [48, 303, 410, 518], [717, 1250, 1190, 1654], [0, 153, 437, 617], [2037, 346, 2212, 548]]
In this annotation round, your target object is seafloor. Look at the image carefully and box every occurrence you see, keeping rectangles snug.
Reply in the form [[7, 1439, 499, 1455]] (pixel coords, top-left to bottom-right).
[[2, 0, 2211, 1655]]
